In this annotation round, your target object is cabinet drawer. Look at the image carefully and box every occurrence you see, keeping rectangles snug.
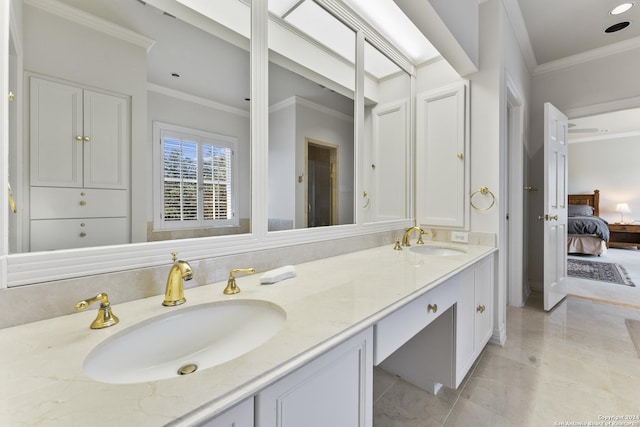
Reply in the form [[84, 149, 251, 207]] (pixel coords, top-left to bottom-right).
[[374, 276, 459, 365], [30, 187, 128, 219], [31, 218, 129, 251]]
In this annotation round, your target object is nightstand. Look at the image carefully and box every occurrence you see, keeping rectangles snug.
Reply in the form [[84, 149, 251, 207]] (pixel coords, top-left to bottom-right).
[[607, 223, 640, 249]]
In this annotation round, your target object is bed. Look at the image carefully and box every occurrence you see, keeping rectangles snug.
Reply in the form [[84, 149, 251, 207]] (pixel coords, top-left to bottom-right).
[[567, 189, 609, 256]]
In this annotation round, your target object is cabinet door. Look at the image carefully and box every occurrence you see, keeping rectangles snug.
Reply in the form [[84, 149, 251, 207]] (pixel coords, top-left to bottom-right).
[[201, 397, 254, 427], [416, 82, 468, 228], [454, 266, 476, 386], [30, 78, 83, 187], [474, 255, 494, 352], [256, 328, 372, 427], [83, 90, 128, 189]]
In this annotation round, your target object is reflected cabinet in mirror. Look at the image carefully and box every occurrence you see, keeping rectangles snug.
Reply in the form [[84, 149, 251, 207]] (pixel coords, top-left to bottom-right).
[[8, 0, 251, 253], [363, 40, 411, 223], [267, 0, 356, 231]]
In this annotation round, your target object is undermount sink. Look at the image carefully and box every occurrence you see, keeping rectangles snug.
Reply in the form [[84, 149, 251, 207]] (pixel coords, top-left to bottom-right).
[[83, 299, 286, 384], [410, 245, 466, 256]]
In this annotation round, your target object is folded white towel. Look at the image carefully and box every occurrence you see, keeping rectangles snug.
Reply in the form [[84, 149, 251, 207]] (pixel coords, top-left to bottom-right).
[[260, 265, 296, 284]]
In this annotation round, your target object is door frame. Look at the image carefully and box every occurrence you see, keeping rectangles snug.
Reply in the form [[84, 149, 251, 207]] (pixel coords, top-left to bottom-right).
[[505, 76, 526, 307], [305, 138, 338, 227]]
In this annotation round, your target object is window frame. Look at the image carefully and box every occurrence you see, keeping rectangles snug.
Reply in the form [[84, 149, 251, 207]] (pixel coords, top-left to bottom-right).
[[152, 121, 239, 231]]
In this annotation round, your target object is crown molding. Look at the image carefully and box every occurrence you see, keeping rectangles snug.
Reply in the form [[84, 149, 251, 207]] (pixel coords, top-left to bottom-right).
[[25, 0, 155, 52], [569, 130, 640, 144], [534, 35, 640, 76], [501, 0, 538, 72], [147, 83, 250, 118]]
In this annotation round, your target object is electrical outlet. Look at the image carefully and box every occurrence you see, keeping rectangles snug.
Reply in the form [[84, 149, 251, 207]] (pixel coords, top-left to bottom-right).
[[451, 231, 469, 243]]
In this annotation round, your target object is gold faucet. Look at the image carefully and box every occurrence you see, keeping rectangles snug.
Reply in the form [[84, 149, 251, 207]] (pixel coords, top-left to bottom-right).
[[75, 293, 119, 329], [163, 253, 193, 306], [401, 226, 425, 247], [224, 268, 256, 295]]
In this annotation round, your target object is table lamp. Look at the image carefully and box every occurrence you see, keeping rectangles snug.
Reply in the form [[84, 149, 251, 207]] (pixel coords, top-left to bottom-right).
[[615, 202, 631, 224]]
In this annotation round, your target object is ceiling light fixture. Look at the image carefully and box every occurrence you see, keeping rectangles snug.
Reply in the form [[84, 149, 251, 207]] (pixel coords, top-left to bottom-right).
[[610, 2, 634, 15], [605, 21, 631, 33]]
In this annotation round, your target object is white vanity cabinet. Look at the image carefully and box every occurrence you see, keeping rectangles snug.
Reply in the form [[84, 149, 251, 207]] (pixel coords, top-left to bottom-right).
[[416, 82, 469, 229], [375, 253, 494, 394], [256, 328, 372, 427], [453, 254, 494, 387], [200, 398, 254, 427], [28, 77, 130, 250]]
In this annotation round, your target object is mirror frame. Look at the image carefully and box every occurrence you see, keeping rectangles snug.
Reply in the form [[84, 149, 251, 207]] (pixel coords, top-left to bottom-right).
[[0, 0, 415, 288]]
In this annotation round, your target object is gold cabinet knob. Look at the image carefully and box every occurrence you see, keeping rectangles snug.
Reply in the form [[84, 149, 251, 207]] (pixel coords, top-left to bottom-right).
[[84, 136, 90, 141], [427, 303, 438, 313], [80, 232, 87, 237], [79, 200, 87, 206], [476, 305, 486, 313], [457, 152, 463, 159], [76, 135, 83, 141], [8, 91, 15, 102]]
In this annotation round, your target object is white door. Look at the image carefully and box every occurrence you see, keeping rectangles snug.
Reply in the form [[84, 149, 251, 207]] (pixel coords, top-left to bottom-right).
[[543, 102, 569, 311]]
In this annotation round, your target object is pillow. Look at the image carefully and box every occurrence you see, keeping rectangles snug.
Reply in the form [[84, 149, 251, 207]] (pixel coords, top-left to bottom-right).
[[568, 204, 594, 216]]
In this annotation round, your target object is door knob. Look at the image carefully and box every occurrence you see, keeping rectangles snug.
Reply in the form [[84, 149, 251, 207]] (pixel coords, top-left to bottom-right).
[[549, 215, 558, 220]]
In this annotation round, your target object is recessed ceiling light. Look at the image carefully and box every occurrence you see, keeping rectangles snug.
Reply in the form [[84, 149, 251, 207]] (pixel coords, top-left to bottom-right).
[[610, 2, 634, 15], [605, 21, 631, 33]]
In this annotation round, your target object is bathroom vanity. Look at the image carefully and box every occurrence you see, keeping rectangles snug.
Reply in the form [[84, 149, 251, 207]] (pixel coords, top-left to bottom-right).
[[0, 243, 496, 426]]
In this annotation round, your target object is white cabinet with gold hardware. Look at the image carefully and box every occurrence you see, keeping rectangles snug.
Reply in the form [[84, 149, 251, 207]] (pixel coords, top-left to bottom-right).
[[29, 187, 128, 251], [200, 397, 254, 427], [28, 77, 130, 250], [256, 328, 372, 427], [454, 254, 494, 387], [416, 81, 469, 229], [374, 275, 458, 365], [375, 253, 494, 394], [29, 77, 129, 189]]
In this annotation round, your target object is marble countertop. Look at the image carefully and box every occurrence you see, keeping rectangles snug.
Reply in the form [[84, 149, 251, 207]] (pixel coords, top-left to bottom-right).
[[0, 242, 496, 426]]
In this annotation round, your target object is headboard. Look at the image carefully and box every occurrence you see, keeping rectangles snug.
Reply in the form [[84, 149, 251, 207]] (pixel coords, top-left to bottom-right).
[[568, 189, 600, 217]]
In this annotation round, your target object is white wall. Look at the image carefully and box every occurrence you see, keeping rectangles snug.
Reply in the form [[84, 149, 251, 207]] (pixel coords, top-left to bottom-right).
[[569, 136, 640, 224], [528, 46, 640, 287], [268, 101, 296, 229]]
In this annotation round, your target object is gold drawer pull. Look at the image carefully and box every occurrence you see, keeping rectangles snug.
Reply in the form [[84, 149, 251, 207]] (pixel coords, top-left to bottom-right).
[[427, 303, 438, 313], [476, 305, 486, 313], [76, 135, 83, 141], [80, 200, 87, 206]]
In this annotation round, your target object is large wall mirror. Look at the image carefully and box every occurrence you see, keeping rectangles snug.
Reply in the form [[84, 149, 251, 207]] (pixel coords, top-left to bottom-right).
[[267, 0, 355, 231], [3, 0, 416, 287], [8, 0, 251, 254]]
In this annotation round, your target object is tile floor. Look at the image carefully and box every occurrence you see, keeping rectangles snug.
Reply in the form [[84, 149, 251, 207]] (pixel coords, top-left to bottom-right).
[[372, 292, 640, 427]]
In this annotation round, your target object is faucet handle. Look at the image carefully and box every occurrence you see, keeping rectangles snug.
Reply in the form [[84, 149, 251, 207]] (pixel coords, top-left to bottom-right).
[[75, 293, 119, 329], [224, 268, 256, 295]]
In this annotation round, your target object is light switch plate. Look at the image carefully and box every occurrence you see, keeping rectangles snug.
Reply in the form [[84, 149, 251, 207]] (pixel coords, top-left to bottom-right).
[[451, 231, 469, 243]]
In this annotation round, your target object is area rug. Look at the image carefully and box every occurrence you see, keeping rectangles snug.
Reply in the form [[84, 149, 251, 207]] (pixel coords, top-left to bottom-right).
[[625, 319, 640, 358], [567, 259, 635, 287]]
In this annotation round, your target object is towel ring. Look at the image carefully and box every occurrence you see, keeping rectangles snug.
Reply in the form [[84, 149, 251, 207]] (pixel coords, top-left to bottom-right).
[[470, 186, 495, 211]]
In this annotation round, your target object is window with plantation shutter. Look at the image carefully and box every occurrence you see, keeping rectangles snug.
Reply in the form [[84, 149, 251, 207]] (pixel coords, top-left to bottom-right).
[[153, 122, 238, 230]]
